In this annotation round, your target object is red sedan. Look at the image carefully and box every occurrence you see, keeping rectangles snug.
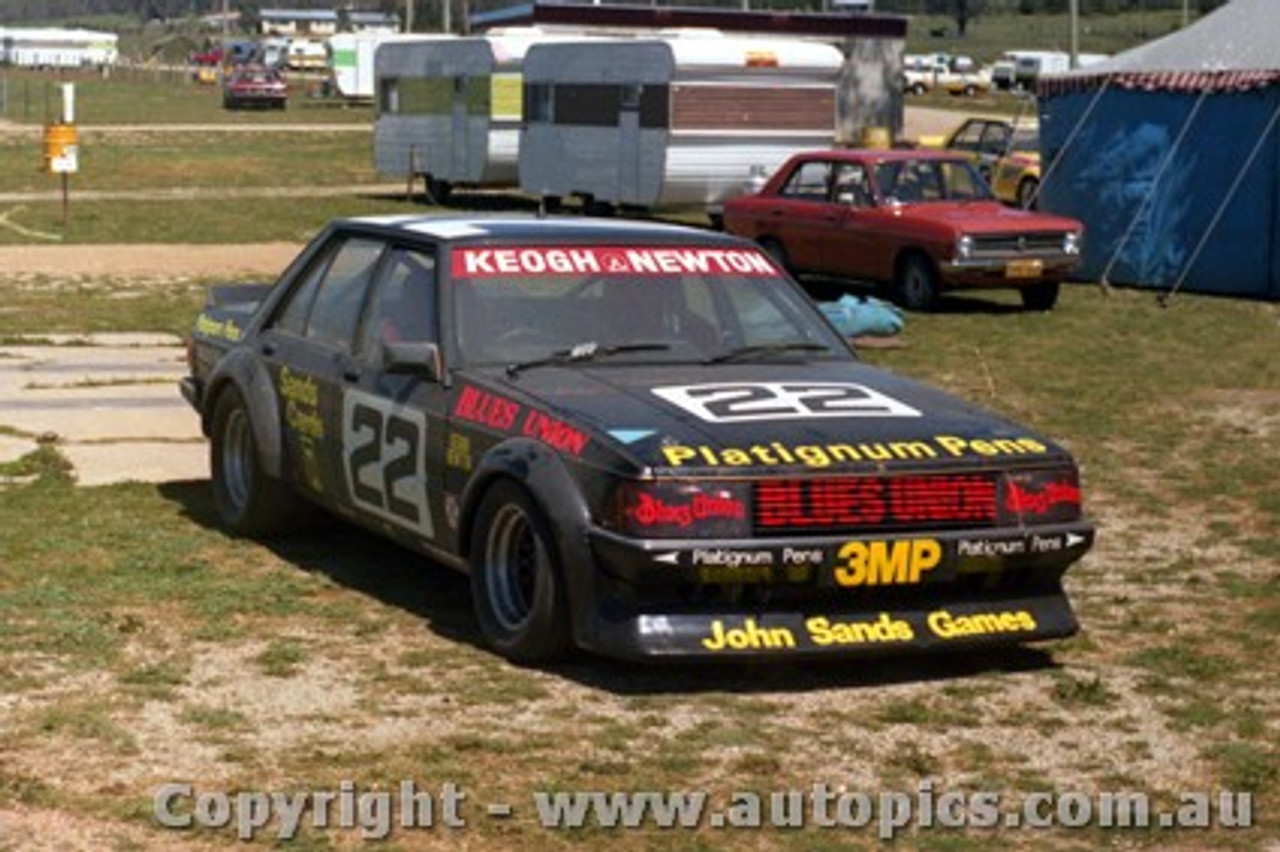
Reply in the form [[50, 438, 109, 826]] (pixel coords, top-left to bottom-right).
[[222, 65, 288, 111], [722, 149, 1083, 311]]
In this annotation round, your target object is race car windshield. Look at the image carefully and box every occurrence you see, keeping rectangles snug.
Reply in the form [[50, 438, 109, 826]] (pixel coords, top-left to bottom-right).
[[449, 245, 852, 367]]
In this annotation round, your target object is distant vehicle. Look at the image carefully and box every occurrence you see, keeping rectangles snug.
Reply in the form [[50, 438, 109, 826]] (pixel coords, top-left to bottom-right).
[[722, 148, 1084, 311], [327, 32, 446, 101], [222, 65, 288, 110], [180, 214, 1093, 662], [285, 39, 327, 72], [191, 40, 257, 68], [921, 115, 1043, 209], [903, 53, 989, 97]]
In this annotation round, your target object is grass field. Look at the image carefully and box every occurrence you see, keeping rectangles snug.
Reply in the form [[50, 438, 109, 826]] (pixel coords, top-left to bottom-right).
[[0, 276, 1277, 850], [0, 66, 373, 126], [1, 25, 1278, 847], [904, 8, 1195, 63]]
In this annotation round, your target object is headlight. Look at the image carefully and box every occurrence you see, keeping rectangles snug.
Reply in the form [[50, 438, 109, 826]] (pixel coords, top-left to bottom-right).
[[1064, 231, 1082, 255], [956, 234, 974, 260], [609, 480, 752, 539]]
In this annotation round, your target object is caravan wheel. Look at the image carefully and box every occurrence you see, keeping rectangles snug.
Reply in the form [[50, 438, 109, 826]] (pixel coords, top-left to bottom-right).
[[426, 177, 452, 205]]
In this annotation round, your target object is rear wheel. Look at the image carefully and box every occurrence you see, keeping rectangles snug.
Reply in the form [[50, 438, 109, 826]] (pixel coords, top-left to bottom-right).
[[895, 253, 940, 312], [470, 481, 572, 663], [1020, 281, 1060, 312], [210, 387, 308, 536]]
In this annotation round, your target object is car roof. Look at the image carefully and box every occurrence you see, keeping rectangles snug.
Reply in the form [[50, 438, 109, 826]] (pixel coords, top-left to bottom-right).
[[331, 214, 751, 247], [792, 148, 973, 165]]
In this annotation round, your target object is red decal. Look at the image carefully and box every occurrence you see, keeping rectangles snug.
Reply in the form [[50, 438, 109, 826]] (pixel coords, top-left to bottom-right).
[[521, 409, 590, 457], [1004, 481, 1081, 515], [629, 492, 746, 529], [756, 475, 996, 530], [451, 246, 777, 278], [453, 386, 520, 430]]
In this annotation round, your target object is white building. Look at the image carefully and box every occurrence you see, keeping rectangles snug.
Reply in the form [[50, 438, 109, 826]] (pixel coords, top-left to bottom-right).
[[0, 28, 119, 69]]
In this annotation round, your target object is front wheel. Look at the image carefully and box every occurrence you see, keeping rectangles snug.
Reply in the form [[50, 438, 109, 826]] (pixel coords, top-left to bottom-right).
[[1017, 177, 1040, 210], [895, 253, 940, 312], [470, 481, 573, 663], [210, 387, 308, 536], [1021, 281, 1060, 312]]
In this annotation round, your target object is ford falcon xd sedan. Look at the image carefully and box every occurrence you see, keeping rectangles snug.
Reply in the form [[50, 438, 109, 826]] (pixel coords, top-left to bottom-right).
[[722, 149, 1083, 311], [181, 214, 1093, 663]]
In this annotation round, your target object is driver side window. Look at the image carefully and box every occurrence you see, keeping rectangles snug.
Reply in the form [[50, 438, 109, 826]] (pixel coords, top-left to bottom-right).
[[357, 248, 438, 356], [272, 237, 385, 350], [780, 161, 833, 203]]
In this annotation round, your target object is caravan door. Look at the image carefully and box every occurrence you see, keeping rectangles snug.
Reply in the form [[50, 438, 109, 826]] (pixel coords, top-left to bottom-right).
[[616, 84, 642, 205], [450, 76, 470, 180]]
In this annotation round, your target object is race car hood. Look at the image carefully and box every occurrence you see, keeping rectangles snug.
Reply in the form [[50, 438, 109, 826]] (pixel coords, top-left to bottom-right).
[[488, 361, 1072, 475]]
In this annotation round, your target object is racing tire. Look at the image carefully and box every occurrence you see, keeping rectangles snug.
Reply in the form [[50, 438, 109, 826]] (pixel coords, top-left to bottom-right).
[[758, 238, 793, 276], [469, 481, 573, 663], [210, 387, 309, 537], [895, 253, 940, 312], [1020, 281, 1060, 312], [1017, 177, 1040, 210]]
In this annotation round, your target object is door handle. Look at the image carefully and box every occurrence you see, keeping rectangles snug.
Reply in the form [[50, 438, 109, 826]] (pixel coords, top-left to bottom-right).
[[260, 341, 277, 357], [342, 367, 361, 383]]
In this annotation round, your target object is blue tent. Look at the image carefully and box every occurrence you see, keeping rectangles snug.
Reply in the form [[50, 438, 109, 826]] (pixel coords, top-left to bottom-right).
[[1037, 0, 1280, 299]]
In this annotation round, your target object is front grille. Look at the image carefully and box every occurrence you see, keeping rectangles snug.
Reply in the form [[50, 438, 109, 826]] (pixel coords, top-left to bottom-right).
[[970, 233, 1065, 256], [754, 473, 998, 536]]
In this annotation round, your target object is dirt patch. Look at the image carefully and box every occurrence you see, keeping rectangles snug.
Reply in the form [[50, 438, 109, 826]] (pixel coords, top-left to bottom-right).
[[0, 243, 301, 279]]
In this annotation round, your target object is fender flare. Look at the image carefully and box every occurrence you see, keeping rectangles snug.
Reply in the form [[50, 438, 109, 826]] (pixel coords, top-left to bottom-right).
[[203, 350, 285, 480], [458, 438, 600, 648]]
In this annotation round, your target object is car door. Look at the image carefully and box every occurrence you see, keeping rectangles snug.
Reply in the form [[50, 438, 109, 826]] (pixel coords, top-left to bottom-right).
[[257, 234, 385, 505], [765, 159, 839, 273], [341, 245, 453, 551], [825, 160, 881, 279]]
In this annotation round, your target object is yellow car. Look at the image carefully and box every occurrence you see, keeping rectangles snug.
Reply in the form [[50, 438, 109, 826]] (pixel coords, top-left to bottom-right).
[[921, 117, 1042, 209]]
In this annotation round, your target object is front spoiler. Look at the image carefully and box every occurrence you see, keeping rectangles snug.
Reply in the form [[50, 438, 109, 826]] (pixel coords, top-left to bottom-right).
[[578, 589, 1077, 661]]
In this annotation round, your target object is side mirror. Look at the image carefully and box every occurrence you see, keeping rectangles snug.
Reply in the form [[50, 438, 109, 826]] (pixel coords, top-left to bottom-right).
[[383, 341, 442, 382]]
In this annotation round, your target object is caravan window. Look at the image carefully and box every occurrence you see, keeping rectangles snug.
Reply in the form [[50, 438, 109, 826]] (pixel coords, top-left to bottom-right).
[[379, 78, 400, 114], [526, 83, 553, 123]]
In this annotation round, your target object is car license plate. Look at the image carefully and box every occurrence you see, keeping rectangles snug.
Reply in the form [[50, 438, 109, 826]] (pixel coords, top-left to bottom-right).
[[1006, 259, 1043, 279]]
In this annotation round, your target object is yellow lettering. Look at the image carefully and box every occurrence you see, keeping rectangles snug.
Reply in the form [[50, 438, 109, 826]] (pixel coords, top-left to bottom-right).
[[702, 618, 795, 651], [662, 446, 696, 467], [927, 609, 1038, 639], [806, 613, 914, 645], [833, 540, 941, 587]]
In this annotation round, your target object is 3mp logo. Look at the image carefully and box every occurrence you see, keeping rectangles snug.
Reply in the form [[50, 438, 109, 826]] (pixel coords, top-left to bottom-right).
[[652, 382, 921, 423], [833, 539, 942, 587], [343, 390, 434, 539]]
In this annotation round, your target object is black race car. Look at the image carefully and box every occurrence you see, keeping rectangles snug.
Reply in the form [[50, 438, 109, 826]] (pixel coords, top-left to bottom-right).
[[182, 215, 1093, 663]]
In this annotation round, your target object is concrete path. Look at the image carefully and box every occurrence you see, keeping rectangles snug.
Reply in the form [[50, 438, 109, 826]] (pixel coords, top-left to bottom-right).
[[0, 333, 206, 485]]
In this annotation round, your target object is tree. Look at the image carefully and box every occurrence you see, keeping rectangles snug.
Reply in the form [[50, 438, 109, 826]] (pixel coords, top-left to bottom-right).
[[925, 0, 989, 38]]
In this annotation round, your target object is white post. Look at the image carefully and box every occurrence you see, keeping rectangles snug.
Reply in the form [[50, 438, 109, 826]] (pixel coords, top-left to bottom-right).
[[61, 82, 74, 124]]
